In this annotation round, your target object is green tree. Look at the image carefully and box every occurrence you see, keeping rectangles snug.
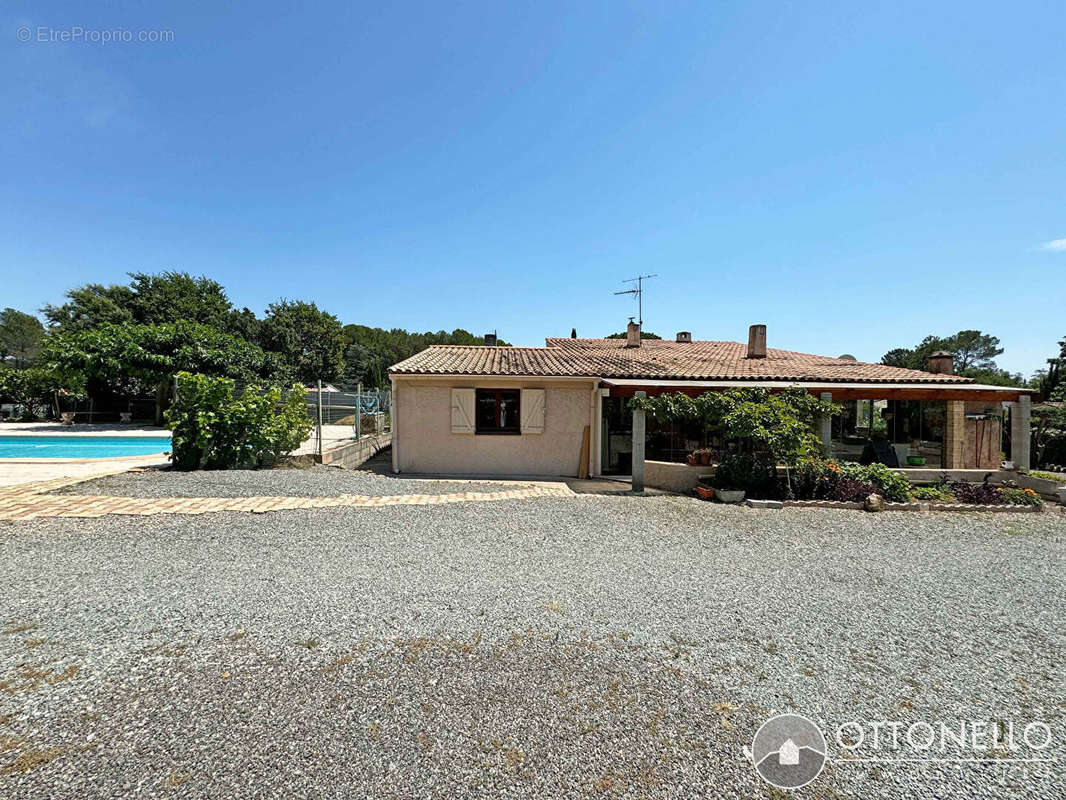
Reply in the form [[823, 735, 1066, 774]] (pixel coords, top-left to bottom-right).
[[1033, 335, 1065, 401], [1031, 403, 1066, 467], [633, 387, 838, 464], [881, 330, 1006, 377], [0, 366, 83, 420], [44, 322, 279, 423], [633, 387, 839, 494], [949, 330, 1004, 373], [260, 300, 345, 384], [126, 271, 234, 327], [605, 330, 662, 339], [42, 283, 135, 331], [42, 272, 234, 331], [337, 324, 509, 388], [226, 307, 263, 345], [0, 308, 46, 367]]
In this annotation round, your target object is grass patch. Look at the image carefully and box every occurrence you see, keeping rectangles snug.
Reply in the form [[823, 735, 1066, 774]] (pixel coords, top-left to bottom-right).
[[0, 747, 66, 776], [322, 654, 356, 673], [0, 663, 82, 695], [163, 770, 192, 789], [1, 621, 37, 636], [296, 638, 319, 649]]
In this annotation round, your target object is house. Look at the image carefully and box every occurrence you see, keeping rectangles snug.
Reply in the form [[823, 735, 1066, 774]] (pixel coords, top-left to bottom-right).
[[388, 322, 1034, 478]]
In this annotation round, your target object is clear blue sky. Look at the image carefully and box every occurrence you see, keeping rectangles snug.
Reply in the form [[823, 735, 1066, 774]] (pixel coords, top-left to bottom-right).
[[3, 1, 1064, 376]]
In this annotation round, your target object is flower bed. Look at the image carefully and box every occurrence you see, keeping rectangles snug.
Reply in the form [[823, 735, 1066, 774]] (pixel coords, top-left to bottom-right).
[[788, 459, 1044, 508]]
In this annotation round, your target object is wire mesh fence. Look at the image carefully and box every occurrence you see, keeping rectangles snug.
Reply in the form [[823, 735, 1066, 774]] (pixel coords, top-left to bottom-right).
[[305, 383, 392, 457]]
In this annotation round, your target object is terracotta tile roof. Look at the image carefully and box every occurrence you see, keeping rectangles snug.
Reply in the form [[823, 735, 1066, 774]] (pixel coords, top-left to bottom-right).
[[389, 338, 974, 385]]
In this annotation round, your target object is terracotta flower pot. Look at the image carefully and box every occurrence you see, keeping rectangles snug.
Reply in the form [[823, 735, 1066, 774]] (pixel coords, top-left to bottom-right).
[[695, 485, 715, 500], [700, 452, 711, 465], [686, 455, 697, 466]]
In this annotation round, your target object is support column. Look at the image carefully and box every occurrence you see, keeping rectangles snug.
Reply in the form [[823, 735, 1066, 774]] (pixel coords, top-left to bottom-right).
[[1011, 395, 1031, 470], [819, 392, 833, 455], [592, 388, 606, 477], [632, 391, 646, 493], [943, 401, 965, 468], [390, 377, 400, 473]]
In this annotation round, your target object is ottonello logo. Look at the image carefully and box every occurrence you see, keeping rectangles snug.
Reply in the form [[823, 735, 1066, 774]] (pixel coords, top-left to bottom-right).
[[751, 713, 827, 789]]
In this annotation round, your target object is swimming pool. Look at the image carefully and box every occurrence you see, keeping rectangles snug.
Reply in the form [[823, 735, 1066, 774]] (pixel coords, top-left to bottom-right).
[[0, 436, 172, 459]]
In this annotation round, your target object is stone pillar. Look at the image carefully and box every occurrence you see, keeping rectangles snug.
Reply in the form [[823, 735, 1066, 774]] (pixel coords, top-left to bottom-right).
[[632, 391, 646, 493], [1011, 395, 1031, 470], [819, 392, 833, 455], [943, 401, 965, 468]]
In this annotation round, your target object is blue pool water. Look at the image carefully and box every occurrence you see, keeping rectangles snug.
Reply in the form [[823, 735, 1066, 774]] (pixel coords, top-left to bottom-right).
[[0, 436, 172, 459]]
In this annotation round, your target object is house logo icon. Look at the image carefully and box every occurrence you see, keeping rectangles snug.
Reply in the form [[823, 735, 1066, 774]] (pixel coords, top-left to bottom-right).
[[750, 713, 827, 789]]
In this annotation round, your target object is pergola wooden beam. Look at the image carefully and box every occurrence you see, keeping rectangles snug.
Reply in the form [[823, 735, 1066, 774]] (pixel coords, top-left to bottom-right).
[[603, 383, 1025, 403]]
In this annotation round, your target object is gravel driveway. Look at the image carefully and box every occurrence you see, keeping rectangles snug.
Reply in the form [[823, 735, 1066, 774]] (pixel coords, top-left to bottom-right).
[[51, 464, 517, 498], [1, 482, 1064, 799]]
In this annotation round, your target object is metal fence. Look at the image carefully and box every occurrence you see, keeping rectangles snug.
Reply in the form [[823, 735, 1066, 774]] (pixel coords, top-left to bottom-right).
[[305, 383, 392, 457]]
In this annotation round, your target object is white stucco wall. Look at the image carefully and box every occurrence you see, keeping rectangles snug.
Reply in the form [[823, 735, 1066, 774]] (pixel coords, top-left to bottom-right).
[[393, 378, 595, 476]]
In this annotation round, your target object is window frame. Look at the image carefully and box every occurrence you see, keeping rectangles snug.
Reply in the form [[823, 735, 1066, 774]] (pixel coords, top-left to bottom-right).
[[475, 388, 521, 435]]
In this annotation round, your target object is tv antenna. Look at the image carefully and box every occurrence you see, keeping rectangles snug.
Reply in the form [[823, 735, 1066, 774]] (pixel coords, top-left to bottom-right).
[[614, 274, 657, 325]]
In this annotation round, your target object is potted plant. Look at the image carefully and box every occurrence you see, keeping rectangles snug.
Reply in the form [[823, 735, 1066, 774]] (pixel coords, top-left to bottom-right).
[[686, 452, 698, 466], [699, 449, 711, 465], [711, 453, 756, 503]]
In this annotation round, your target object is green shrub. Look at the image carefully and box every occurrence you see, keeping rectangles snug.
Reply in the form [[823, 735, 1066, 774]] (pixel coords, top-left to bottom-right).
[[713, 452, 775, 494], [911, 486, 955, 502], [789, 458, 913, 501], [996, 487, 1044, 507], [838, 461, 912, 501], [165, 372, 311, 470], [1028, 470, 1064, 483]]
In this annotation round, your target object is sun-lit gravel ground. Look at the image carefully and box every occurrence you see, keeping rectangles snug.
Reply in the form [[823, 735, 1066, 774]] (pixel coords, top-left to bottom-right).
[[1, 483, 1064, 799], [51, 464, 516, 498]]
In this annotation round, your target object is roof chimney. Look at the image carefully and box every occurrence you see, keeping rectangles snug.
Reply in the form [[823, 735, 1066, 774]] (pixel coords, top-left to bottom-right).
[[484, 333, 497, 347], [625, 319, 642, 348], [676, 331, 692, 343], [927, 350, 954, 375], [746, 324, 766, 359]]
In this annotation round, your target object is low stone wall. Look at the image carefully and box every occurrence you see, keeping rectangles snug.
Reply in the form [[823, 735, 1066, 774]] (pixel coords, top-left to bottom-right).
[[780, 499, 1044, 513], [317, 433, 392, 469], [644, 460, 712, 493], [989, 471, 1065, 500]]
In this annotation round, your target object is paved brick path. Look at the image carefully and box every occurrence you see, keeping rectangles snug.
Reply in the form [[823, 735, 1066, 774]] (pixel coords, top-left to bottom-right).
[[0, 472, 576, 521]]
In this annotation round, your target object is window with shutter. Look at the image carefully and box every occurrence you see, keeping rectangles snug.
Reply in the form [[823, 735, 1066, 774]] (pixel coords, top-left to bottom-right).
[[451, 388, 475, 434], [520, 388, 545, 434], [474, 389, 520, 434]]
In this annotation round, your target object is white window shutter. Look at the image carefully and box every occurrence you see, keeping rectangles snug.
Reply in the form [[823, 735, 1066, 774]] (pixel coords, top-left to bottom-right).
[[451, 388, 475, 433], [520, 389, 545, 434]]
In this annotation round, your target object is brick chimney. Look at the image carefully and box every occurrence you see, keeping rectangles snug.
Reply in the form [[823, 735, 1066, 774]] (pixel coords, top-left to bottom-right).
[[483, 333, 497, 346], [746, 324, 766, 359], [676, 331, 692, 343], [927, 350, 954, 374], [625, 320, 641, 348]]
